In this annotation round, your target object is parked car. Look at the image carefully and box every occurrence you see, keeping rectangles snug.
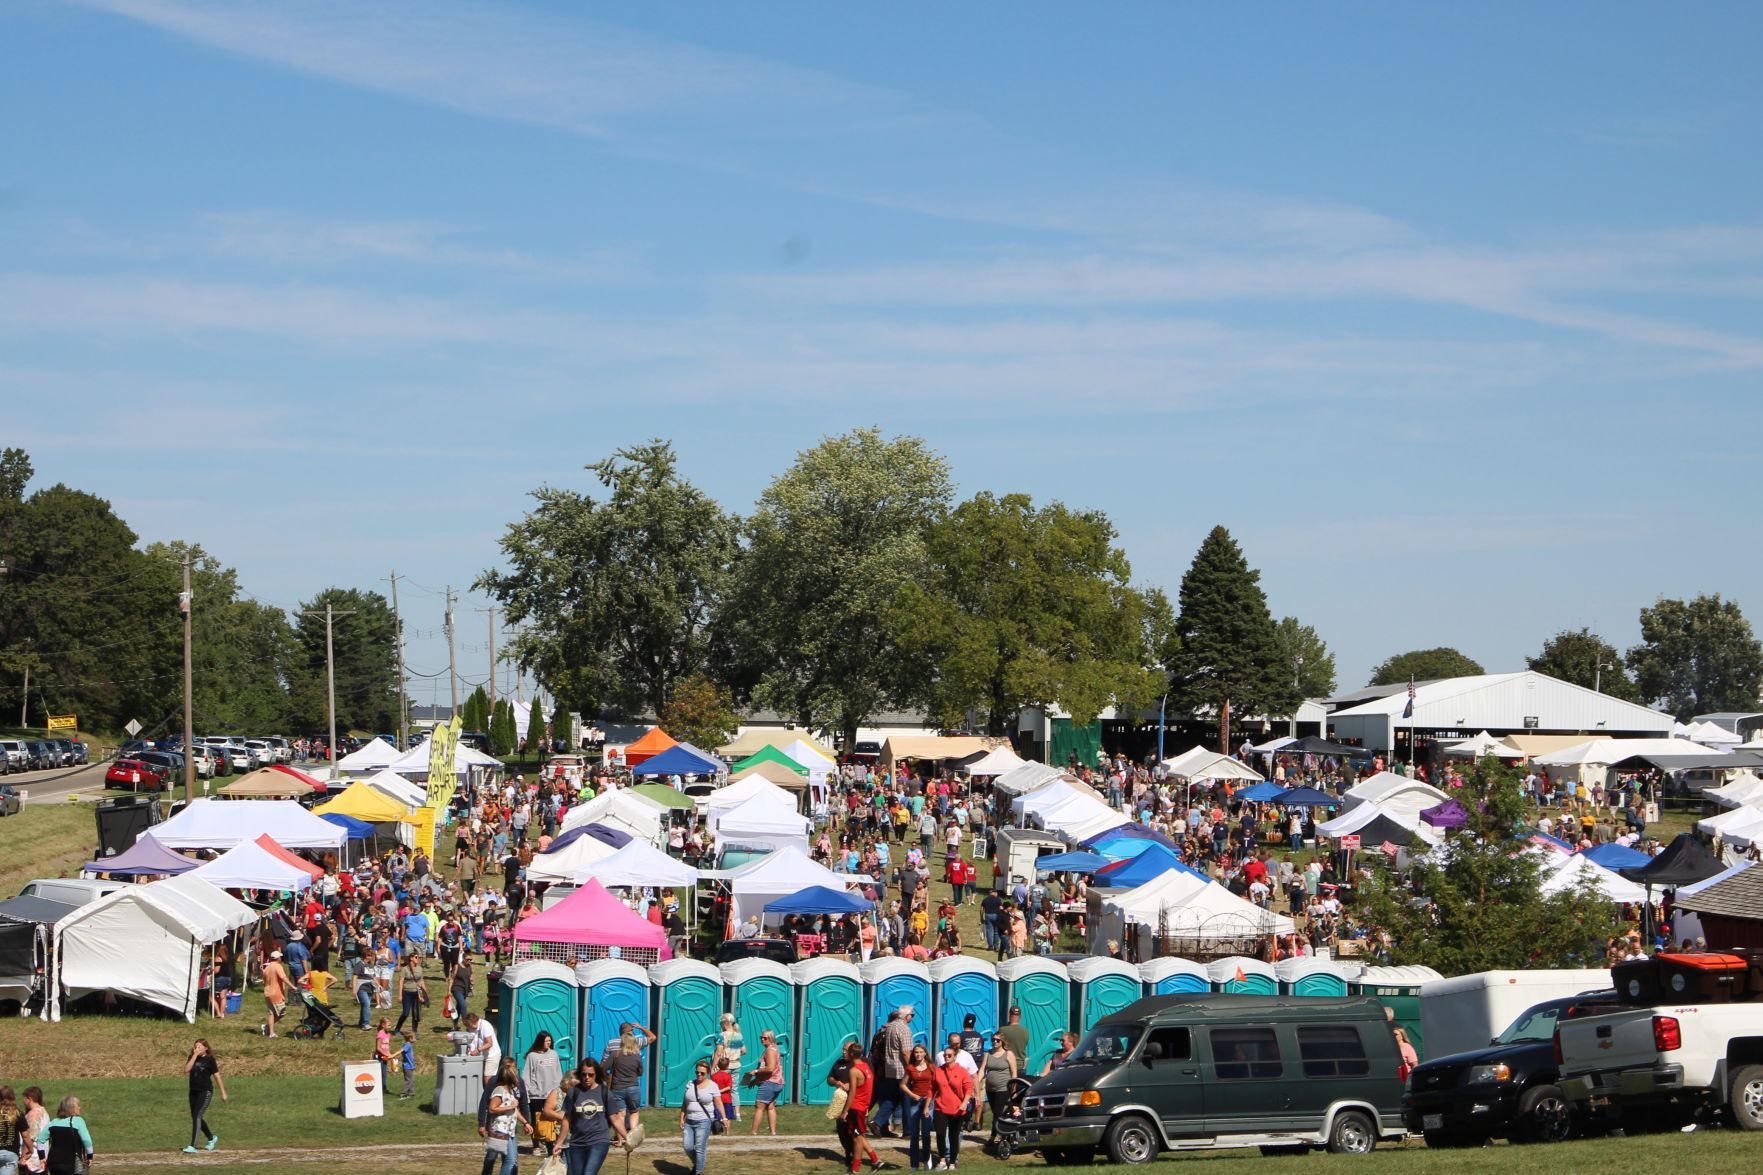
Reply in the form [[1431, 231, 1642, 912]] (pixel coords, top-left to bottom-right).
[[0, 740, 25, 771], [261, 736, 291, 762], [26, 740, 56, 770], [133, 751, 187, 782], [105, 758, 168, 792], [223, 737, 260, 770], [1402, 990, 1618, 1146], [50, 738, 77, 767], [999, 994, 1406, 1162], [119, 739, 154, 759], [69, 740, 89, 765], [0, 783, 21, 816], [713, 937, 800, 966], [184, 745, 215, 778], [245, 738, 278, 764]]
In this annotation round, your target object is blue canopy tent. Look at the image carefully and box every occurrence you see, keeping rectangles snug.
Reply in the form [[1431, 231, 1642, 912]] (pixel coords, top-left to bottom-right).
[[1580, 842, 1651, 871], [1081, 822, 1178, 851], [1033, 850, 1112, 874], [631, 742, 724, 778], [318, 812, 376, 840], [546, 822, 633, 854], [1272, 786, 1339, 809], [80, 831, 196, 877], [764, 885, 870, 915], [1235, 781, 1289, 802], [1094, 844, 1209, 888]]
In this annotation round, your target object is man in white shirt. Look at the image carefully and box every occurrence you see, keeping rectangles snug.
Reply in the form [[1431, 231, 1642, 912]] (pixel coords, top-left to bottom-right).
[[943, 1032, 979, 1077], [466, 1011, 501, 1082]]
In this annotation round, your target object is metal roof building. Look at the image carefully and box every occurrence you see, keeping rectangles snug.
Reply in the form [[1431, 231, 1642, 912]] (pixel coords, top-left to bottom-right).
[[1327, 671, 1673, 757]]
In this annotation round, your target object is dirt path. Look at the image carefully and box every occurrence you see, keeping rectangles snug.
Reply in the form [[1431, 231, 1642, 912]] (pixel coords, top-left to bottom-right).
[[104, 1133, 886, 1167]]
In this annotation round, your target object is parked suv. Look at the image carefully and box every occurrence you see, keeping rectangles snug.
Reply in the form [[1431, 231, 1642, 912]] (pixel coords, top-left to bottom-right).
[[1000, 994, 1405, 1162], [1402, 990, 1617, 1146], [0, 741, 20, 772]]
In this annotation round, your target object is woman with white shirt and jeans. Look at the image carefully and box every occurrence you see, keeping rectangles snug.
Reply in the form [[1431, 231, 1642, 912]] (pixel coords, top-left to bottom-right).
[[679, 1061, 720, 1175]]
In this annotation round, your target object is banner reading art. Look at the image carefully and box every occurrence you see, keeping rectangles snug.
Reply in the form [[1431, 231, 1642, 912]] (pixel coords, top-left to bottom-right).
[[425, 721, 454, 811]]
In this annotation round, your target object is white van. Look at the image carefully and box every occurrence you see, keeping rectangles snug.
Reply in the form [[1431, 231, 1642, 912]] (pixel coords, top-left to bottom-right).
[[18, 877, 130, 906]]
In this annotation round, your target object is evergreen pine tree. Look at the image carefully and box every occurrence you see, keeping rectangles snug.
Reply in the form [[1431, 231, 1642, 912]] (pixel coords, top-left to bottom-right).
[[551, 700, 571, 755], [1167, 525, 1297, 750], [524, 698, 547, 761]]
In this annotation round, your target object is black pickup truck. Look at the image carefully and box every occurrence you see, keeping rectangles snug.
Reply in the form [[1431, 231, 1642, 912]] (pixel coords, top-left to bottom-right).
[[1403, 991, 1616, 1147]]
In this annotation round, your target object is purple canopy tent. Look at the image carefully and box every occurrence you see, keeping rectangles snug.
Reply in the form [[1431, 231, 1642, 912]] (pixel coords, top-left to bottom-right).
[[1419, 799, 1470, 830]]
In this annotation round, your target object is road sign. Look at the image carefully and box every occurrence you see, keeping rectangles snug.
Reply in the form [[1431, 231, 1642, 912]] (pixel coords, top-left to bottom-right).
[[47, 714, 78, 732], [1339, 835, 1361, 850], [124, 719, 143, 737]]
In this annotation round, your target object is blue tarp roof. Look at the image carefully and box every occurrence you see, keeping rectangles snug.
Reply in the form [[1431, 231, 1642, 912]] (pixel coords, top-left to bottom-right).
[[1580, 842, 1651, 870], [1272, 786, 1338, 808], [763, 884, 870, 915], [1235, 781, 1288, 802], [1082, 822, 1178, 851], [1095, 843, 1209, 888], [1033, 850, 1112, 874], [630, 742, 723, 777]]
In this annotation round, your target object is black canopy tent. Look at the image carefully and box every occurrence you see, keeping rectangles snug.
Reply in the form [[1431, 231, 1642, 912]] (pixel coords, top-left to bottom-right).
[[0, 894, 82, 1012], [1620, 833, 1725, 942]]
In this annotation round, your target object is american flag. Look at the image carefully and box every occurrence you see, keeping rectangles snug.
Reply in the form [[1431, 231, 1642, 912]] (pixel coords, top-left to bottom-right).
[[1402, 676, 1415, 719]]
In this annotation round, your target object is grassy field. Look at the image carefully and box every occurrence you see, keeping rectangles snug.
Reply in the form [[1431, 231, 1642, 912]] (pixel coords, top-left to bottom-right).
[[0, 798, 101, 898]]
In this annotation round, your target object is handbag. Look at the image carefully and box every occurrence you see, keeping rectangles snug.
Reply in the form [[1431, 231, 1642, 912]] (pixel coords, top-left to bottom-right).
[[536, 1158, 567, 1175]]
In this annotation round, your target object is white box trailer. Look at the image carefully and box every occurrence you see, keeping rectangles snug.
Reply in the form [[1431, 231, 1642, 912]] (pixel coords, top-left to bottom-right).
[[1419, 968, 1611, 1061], [992, 828, 1068, 889]]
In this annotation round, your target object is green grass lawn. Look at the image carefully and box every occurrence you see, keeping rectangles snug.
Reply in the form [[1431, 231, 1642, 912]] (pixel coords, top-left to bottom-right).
[[0, 798, 100, 898]]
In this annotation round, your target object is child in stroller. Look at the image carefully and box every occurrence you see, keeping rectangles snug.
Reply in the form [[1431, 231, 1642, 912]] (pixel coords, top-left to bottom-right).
[[288, 988, 346, 1040]]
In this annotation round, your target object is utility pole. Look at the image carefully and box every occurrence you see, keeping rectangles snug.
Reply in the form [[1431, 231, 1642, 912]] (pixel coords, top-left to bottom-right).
[[444, 587, 459, 718], [302, 602, 356, 770], [181, 551, 195, 802], [390, 572, 408, 750], [18, 650, 28, 729], [477, 606, 498, 707]]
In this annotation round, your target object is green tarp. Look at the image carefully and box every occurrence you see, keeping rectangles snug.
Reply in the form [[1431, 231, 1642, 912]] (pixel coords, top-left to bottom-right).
[[729, 745, 808, 777], [1050, 718, 1102, 771]]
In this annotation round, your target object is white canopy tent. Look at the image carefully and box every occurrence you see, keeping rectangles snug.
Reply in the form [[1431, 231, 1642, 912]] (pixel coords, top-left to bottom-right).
[[527, 830, 622, 885], [1697, 802, 1763, 839], [335, 737, 401, 774], [360, 769, 427, 810], [1341, 773, 1452, 823], [1098, 868, 1296, 949], [781, 740, 837, 784], [1705, 771, 1763, 811], [1688, 721, 1743, 748], [1017, 784, 1127, 841], [702, 775, 801, 824], [187, 839, 316, 892], [1534, 737, 1726, 767], [150, 799, 345, 853], [965, 745, 1029, 776], [1438, 731, 1526, 760], [992, 762, 1067, 797], [726, 846, 865, 929], [388, 738, 503, 776], [711, 795, 813, 857], [52, 874, 256, 1022], [1538, 852, 1649, 902], [559, 788, 667, 845], [1245, 736, 1296, 754], [1714, 810, 1763, 852], [1160, 746, 1263, 782], [581, 839, 700, 889], [1012, 779, 1091, 821]]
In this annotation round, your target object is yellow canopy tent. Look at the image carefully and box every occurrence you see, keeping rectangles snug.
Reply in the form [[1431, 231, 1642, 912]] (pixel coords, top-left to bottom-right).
[[316, 784, 414, 824]]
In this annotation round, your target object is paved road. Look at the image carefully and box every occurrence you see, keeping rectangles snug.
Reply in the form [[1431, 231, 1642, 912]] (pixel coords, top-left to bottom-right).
[[7, 762, 111, 804]]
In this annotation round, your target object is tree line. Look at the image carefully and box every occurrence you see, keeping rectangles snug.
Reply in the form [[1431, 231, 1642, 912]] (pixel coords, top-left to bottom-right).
[[0, 448, 400, 738]]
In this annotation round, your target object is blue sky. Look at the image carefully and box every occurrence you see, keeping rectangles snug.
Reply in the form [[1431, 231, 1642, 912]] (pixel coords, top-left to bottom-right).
[[6, 0, 1761, 702]]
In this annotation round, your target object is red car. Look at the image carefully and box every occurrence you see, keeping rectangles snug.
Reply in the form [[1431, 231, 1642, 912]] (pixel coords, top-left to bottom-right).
[[106, 758, 168, 792]]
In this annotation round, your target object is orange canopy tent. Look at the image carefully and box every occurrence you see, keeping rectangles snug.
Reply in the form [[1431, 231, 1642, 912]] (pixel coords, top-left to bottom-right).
[[254, 833, 325, 880], [622, 727, 677, 768]]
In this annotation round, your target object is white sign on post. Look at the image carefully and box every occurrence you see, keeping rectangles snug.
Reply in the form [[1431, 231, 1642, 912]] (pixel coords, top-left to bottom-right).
[[340, 1060, 384, 1118], [124, 719, 143, 737]]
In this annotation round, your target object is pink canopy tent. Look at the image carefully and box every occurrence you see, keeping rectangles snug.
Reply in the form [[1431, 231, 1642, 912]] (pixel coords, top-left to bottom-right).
[[254, 834, 325, 881], [512, 879, 671, 966]]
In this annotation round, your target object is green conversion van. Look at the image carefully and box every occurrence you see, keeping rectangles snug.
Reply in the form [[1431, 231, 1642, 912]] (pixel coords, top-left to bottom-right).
[[1000, 994, 1405, 1163]]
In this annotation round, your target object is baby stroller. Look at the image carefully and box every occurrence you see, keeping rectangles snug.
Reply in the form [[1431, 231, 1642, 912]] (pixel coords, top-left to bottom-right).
[[288, 990, 346, 1041], [987, 1076, 1037, 1159]]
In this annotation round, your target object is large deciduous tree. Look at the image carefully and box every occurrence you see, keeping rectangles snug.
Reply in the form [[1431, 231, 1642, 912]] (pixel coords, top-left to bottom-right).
[[1527, 628, 1637, 700], [657, 672, 742, 752], [479, 441, 736, 720], [1627, 595, 1763, 720], [895, 492, 1171, 734], [1167, 526, 1296, 750], [1270, 616, 1337, 702], [1355, 757, 1621, 972], [1368, 646, 1484, 686], [288, 588, 399, 735], [726, 428, 952, 749]]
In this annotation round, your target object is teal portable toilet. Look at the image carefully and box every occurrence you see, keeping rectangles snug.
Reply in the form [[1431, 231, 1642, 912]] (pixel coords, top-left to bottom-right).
[[1067, 956, 1143, 1033], [1137, 956, 1209, 995], [928, 955, 997, 1050], [1351, 965, 1441, 1060], [861, 957, 931, 1049], [650, 958, 723, 1107], [1276, 957, 1352, 997], [1207, 955, 1277, 995], [792, 957, 862, 1106], [496, 961, 578, 1071], [576, 959, 651, 1074], [996, 956, 1069, 1073], [721, 959, 797, 1101]]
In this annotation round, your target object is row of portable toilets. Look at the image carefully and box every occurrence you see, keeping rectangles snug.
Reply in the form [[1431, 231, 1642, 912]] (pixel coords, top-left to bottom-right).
[[496, 956, 1440, 1107]]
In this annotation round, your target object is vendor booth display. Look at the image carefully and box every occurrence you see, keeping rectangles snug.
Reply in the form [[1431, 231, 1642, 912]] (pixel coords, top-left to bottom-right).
[[726, 846, 865, 929], [512, 879, 670, 966], [51, 873, 256, 1022]]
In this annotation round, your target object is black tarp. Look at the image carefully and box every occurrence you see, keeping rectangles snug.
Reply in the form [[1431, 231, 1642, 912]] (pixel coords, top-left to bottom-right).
[[1620, 833, 1725, 887], [0, 919, 33, 989], [0, 895, 82, 925]]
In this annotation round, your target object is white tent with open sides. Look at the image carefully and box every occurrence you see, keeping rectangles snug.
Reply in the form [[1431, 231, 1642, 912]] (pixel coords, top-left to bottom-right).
[[1160, 746, 1263, 782], [187, 839, 316, 892], [727, 846, 865, 929], [149, 799, 345, 853], [965, 745, 1029, 776], [52, 873, 255, 1022], [712, 795, 812, 857], [559, 788, 667, 845], [992, 762, 1066, 797], [335, 737, 401, 774]]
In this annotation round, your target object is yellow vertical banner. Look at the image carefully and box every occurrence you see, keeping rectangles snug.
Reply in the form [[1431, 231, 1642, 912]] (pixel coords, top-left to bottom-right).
[[425, 722, 455, 811], [410, 806, 439, 859]]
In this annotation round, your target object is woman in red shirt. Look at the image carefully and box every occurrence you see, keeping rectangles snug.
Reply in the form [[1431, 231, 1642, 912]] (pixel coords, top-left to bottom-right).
[[932, 1044, 976, 1169], [899, 1044, 935, 1170]]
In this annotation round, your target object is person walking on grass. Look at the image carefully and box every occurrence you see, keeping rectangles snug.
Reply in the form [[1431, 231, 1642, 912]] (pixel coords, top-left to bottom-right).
[[749, 1029, 784, 1137], [182, 1039, 226, 1153], [260, 949, 290, 1038], [36, 1097, 92, 1175], [480, 1058, 531, 1175], [562, 1059, 624, 1175], [0, 1086, 26, 1175], [394, 954, 427, 1034], [679, 1060, 720, 1175]]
